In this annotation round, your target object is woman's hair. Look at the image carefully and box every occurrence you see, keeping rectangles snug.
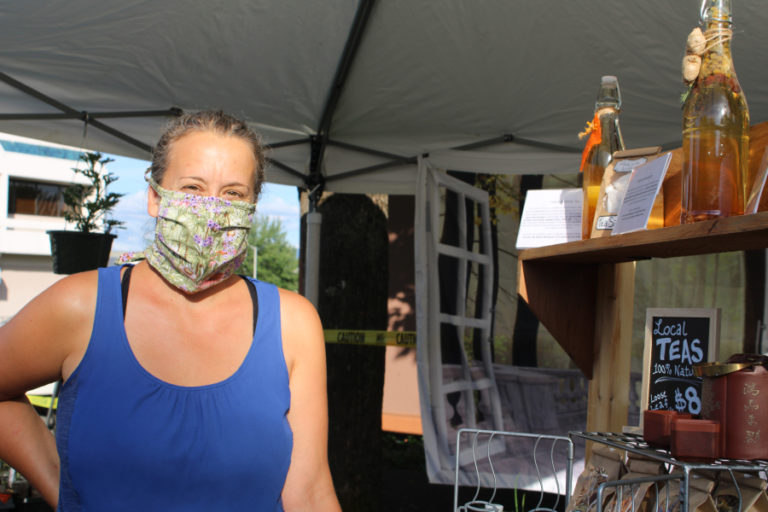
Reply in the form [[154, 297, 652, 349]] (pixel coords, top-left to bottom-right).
[[150, 110, 267, 199]]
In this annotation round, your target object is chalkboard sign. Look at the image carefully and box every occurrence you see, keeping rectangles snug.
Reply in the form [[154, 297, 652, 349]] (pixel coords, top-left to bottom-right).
[[640, 308, 720, 419]]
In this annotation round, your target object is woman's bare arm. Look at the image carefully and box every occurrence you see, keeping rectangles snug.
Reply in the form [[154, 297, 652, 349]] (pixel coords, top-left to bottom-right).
[[0, 397, 59, 505], [279, 289, 341, 512], [0, 271, 97, 507]]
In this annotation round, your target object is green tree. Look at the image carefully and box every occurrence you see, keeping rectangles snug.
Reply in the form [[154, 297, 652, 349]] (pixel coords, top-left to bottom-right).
[[63, 152, 124, 234], [238, 216, 298, 290]]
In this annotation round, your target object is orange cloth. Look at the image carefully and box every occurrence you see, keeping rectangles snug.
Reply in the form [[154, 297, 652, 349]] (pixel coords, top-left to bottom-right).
[[580, 112, 601, 172]]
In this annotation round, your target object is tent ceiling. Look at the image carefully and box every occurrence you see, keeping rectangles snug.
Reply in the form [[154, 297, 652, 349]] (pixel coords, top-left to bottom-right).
[[0, 1, 767, 193]]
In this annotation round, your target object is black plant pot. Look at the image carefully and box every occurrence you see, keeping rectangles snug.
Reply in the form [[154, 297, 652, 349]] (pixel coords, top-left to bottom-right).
[[47, 230, 117, 275]]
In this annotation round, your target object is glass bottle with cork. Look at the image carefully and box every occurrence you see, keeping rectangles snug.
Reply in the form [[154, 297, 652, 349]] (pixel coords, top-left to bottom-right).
[[580, 76, 625, 239], [681, 0, 749, 223]]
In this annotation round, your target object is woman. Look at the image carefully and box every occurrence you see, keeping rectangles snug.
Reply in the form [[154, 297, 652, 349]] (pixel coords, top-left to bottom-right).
[[0, 111, 341, 511]]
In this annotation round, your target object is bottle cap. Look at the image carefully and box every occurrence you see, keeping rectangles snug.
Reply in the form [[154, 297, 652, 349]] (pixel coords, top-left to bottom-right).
[[595, 75, 621, 110]]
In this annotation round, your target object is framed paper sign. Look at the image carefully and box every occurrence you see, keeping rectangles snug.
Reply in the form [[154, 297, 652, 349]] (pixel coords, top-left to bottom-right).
[[640, 308, 720, 419]]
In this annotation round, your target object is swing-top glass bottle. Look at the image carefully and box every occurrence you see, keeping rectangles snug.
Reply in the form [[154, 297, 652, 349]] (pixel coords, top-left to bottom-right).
[[681, 0, 749, 223], [581, 76, 625, 239]]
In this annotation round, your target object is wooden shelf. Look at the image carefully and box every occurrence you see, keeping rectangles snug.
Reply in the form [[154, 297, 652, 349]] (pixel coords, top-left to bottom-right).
[[517, 211, 768, 380], [519, 211, 768, 264]]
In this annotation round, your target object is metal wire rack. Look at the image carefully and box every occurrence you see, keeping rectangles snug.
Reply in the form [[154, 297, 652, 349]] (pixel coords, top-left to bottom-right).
[[453, 428, 574, 512], [571, 431, 768, 512]]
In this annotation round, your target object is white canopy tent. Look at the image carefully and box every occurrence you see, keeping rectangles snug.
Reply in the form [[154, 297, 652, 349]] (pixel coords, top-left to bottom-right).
[[3, 0, 767, 193]]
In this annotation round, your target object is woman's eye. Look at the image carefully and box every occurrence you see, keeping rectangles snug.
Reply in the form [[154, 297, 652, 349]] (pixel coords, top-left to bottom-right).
[[225, 190, 245, 198]]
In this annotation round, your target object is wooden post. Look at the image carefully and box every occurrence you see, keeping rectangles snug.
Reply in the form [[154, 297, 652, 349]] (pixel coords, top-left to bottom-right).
[[587, 262, 636, 435]]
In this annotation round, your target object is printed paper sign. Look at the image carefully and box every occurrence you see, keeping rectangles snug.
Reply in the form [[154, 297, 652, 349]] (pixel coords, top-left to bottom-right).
[[612, 152, 672, 235], [515, 189, 582, 249]]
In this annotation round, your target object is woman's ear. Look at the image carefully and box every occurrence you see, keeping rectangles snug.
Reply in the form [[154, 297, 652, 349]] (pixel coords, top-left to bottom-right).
[[147, 185, 161, 218]]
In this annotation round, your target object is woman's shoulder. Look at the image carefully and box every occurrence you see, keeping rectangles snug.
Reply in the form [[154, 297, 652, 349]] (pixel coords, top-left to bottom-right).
[[277, 288, 321, 331], [0, 270, 100, 393], [243, 278, 315, 316], [35, 269, 100, 319], [276, 287, 317, 313], [276, 288, 323, 373], [277, 288, 323, 326], [21, 270, 101, 346]]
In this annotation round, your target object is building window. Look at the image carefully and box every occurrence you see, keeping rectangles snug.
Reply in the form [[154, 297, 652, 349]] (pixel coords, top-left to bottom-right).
[[8, 178, 69, 217], [0, 140, 81, 161]]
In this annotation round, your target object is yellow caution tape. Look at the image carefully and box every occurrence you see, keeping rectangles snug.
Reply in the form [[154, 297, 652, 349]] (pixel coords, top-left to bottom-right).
[[27, 394, 57, 410], [324, 330, 416, 348]]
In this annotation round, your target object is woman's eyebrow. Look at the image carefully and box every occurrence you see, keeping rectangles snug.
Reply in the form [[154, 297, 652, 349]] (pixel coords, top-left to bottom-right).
[[223, 180, 250, 188]]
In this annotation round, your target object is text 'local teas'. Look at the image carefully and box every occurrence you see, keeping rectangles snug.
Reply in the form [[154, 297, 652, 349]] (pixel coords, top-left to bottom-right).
[[653, 319, 704, 364]]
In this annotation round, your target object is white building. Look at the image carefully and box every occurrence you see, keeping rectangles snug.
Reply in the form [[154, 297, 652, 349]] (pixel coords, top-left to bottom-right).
[[0, 132, 95, 325]]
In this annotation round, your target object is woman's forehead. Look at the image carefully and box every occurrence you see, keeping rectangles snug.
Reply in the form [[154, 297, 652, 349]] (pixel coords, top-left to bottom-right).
[[165, 131, 257, 178]]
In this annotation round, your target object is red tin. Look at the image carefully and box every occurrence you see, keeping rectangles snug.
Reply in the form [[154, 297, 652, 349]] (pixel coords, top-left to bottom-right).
[[643, 410, 691, 448], [699, 355, 768, 460], [670, 417, 720, 462]]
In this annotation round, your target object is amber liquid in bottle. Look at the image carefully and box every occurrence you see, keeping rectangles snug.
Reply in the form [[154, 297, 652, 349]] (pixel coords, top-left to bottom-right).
[[681, 3, 749, 223], [581, 108, 623, 239], [647, 193, 665, 229]]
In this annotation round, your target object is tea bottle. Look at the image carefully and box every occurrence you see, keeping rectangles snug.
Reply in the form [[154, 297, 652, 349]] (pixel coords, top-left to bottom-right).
[[681, 0, 749, 223], [580, 76, 625, 239]]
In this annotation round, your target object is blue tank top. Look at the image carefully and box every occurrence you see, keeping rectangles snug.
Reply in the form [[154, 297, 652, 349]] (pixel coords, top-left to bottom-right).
[[56, 266, 292, 511]]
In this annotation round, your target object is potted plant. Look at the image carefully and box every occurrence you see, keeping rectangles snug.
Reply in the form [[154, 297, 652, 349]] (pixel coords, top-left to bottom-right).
[[47, 152, 124, 274]]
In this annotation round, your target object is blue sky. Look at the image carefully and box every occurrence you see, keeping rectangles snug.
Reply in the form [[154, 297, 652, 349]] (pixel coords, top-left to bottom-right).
[[105, 154, 301, 253]]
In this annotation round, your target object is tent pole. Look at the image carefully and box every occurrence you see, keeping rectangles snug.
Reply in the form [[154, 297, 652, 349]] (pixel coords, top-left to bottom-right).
[[302, 0, 374, 305], [304, 135, 325, 307], [305, 186, 322, 307]]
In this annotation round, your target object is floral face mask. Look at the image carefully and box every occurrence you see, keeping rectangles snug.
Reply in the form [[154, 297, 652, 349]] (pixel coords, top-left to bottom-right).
[[140, 177, 256, 293]]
